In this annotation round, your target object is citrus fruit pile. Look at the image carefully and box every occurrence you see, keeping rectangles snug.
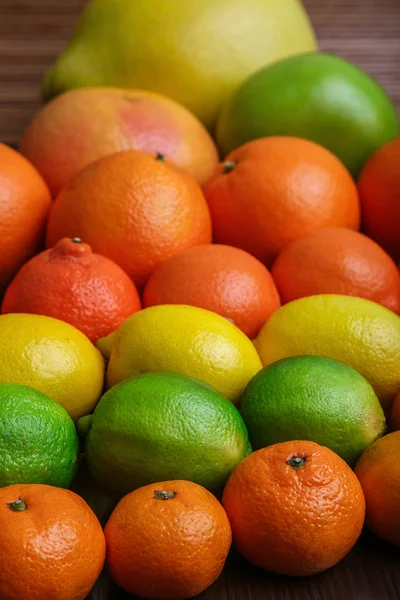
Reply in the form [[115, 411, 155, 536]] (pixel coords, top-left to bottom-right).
[[1, 1, 400, 598]]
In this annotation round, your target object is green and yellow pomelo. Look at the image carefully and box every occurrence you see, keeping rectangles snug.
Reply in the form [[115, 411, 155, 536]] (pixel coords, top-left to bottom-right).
[[0, 383, 79, 488], [78, 372, 251, 498], [42, 0, 317, 130], [240, 356, 385, 466], [254, 294, 400, 414]]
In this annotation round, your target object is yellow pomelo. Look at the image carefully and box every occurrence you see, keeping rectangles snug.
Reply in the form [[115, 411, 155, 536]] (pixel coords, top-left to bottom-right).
[[0, 313, 104, 421], [98, 304, 262, 403], [254, 294, 400, 413], [42, 0, 317, 129]]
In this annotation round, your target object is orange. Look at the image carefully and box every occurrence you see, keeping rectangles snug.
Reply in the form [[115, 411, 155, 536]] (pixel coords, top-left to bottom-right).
[[46, 150, 212, 289], [105, 480, 231, 599], [271, 227, 400, 313], [0, 143, 51, 292], [222, 440, 365, 576], [203, 137, 360, 267], [358, 137, 400, 261], [355, 432, 400, 546], [0, 483, 106, 600], [390, 390, 400, 431], [143, 244, 280, 338], [2, 237, 141, 343], [20, 87, 219, 196]]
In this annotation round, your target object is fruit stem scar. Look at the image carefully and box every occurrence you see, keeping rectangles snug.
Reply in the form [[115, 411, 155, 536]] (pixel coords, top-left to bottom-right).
[[223, 160, 237, 173], [287, 455, 308, 469], [154, 490, 177, 500], [155, 152, 165, 161], [71, 237, 82, 244], [7, 497, 27, 512]]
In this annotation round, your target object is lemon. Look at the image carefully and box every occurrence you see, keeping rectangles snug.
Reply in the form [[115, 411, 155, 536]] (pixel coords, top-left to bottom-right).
[[98, 305, 262, 403], [254, 294, 400, 413], [0, 313, 104, 421]]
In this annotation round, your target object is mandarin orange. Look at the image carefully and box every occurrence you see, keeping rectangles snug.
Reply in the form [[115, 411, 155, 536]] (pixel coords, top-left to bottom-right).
[[222, 440, 365, 576], [204, 137, 360, 267]]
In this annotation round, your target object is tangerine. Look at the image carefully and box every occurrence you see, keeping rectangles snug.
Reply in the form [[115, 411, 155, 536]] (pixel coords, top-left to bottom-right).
[[0, 484, 105, 600], [222, 440, 365, 576], [358, 137, 400, 261], [2, 237, 141, 342], [46, 150, 212, 289], [143, 244, 280, 338], [203, 137, 360, 266], [0, 143, 51, 292], [105, 480, 231, 599], [355, 431, 400, 546], [271, 227, 400, 313]]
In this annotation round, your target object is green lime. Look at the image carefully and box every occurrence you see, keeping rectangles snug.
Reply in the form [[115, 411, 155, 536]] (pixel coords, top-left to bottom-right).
[[0, 383, 79, 487], [217, 53, 399, 177], [240, 356, 386, 465], [78, 372, 252, 497]]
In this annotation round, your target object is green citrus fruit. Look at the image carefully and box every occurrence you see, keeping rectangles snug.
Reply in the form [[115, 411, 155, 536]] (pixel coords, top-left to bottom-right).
[[0, 383, 79, 487], [78, 371, 252, 497], [217, 53, 399, 177], [240, 356, 386, 465]]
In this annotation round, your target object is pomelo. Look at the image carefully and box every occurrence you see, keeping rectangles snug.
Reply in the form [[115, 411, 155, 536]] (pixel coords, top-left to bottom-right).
[[42, 0, 317, 130]]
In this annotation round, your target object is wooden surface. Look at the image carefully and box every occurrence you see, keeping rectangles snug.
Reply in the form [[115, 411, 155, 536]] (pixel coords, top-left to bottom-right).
[[0, 0, 400, 145], [1, 1, 400, 598]]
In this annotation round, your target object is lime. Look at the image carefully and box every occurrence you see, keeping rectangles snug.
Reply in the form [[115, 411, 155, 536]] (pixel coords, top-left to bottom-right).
[[78, 372, 252, 497], [253, 294, 400, 413], [0, 383, 79, 487], [240, 356, 385, 465], [98, 304, 262, 404], [217, 53, 399, 177]]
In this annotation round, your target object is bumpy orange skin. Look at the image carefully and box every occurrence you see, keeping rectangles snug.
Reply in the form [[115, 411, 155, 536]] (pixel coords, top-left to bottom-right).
[[271, 227, 400, 313], [222, 441, 365, 576], [390, 391, 400, 431], [143, 244, 280, 338], [355, 432, 400, 546], [2, 238, 141, 342], [0, 143, 51, 292], [204, 137, 361, 267], [358, 137, 400, 262], [46, 150, 212, 289], [19, 87, 219, 196], [0, 484, 106, 600], [105, 480, 232, 599]]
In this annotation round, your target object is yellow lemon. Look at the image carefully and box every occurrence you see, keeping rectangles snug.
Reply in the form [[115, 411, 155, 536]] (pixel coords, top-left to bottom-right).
[[98, 305, 262, 403], [0, 313, 104, 421], [254, 294, 400, 413]]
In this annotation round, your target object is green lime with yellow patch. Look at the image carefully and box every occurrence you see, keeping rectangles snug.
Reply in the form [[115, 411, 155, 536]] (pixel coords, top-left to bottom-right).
[[240, 356, 385, 465]]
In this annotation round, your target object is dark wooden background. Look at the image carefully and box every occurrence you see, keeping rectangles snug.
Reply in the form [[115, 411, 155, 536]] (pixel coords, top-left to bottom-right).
[[0, 0, 399, 145], [1, 0, 400, 598]]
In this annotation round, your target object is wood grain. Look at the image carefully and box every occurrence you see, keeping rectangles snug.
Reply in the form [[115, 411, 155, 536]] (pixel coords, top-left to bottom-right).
[[0, 0, 399, 144]]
